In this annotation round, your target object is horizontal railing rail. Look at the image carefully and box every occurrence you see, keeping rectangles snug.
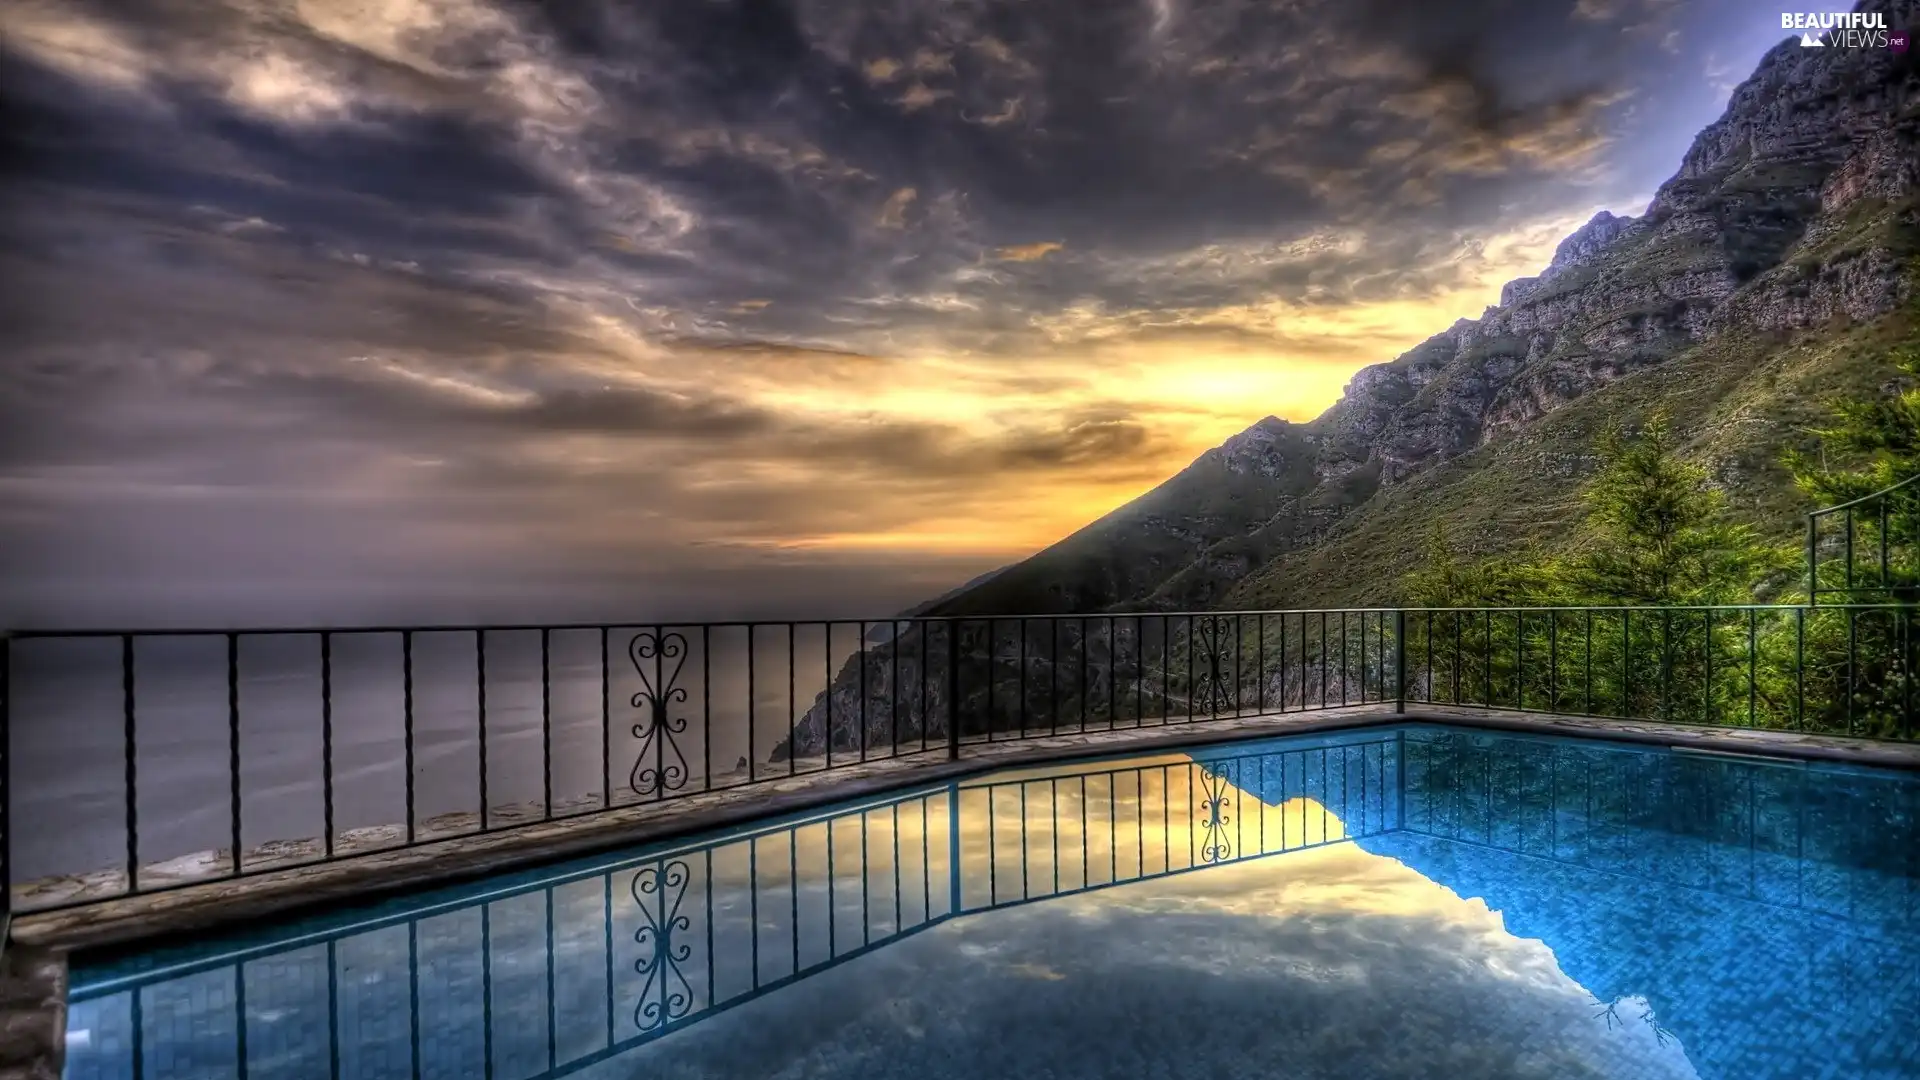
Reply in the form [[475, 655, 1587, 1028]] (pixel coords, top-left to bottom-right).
[[2, 603, 1915, 922]]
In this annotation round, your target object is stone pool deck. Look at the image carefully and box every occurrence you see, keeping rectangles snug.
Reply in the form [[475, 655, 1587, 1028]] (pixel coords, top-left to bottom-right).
[[3, 704, 1918, 1078]]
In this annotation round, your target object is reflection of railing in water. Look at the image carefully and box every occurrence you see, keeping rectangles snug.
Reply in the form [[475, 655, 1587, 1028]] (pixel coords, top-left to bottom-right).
[[62, 735, 1400, 1080], [60, 727, 1918, 1079]]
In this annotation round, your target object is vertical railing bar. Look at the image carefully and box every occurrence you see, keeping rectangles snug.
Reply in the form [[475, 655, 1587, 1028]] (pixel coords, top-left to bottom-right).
[[1018, 620, 1028, 739], [599, 627, 611, 809], [1278, 613, 1288, 713], [1622, 610, 1632, 719], [1452, 611, 1461, 705], [540, 629, 552, 819], [1747, 609, 1758, 727], [1394, 610, 1406, 714], [1258, 614, 1267, 713], [1083, 617, 1093, 731], [1185, 617, 1195, 723], [477, 629, 489, 832], [1319, 612, 1328, 709], [1050, 619, 1060, 736], [1232, 615, 1243, 716], [916, 621, 926, 756], [1547, 612, 1557, 713], [858, 621, 868, 760], [1162, 617, 1171, 724], [1703, 609, 1713, 724], [742, 625, 751, 786], [985, 619, 995, 745], [1340, 610, 1348, 707], [1846, 608, 1858, 737], [1806, 513, 1819, 605], [1482, 610, 1492, 708], [792, 624, 801, 773], [1425, 610, 1433, 704], [826, 624, 835, 771], [1844, 507, 1855, 591], [320, 633, 334, 858], [1880, 500, 1891, 587], [1794, 606, 1805, 732], [403, 631, 416, 843], [1109, 616, 1118, 729], [947, 623, 961, 761], [1515, 611, 1524, 711], [651, 625, 666, 801], [892, 620, 901, 755], [1583, 610, 1593, 715], [1134, 616, 1144, 728], [227, 632, 242, 876], [123, 634, 139, 894]]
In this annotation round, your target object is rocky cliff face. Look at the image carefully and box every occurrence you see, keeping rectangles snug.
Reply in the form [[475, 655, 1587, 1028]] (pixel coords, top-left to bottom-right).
[[776, 1, 1920, 759]]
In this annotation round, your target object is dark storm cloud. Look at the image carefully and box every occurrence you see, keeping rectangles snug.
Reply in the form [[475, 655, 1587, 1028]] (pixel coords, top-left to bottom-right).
[[0, 0, 1777, 623]]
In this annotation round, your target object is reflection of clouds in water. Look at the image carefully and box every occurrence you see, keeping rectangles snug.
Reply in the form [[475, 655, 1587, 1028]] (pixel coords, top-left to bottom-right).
[[607, 786, 1700, 1080]]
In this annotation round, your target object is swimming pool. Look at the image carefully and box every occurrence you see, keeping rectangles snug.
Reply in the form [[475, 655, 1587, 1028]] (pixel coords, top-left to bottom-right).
[[61, 726, 1920, 1079]]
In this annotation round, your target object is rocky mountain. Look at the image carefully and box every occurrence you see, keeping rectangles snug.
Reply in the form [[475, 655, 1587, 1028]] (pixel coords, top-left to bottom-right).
[[941, 2, 1918, 616], [774, 1, 1920, 760]]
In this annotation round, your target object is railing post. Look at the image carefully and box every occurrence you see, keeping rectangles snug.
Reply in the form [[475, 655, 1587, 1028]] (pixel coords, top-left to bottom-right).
[[1393, 610, 1407, 714], [947, 621, 961, 761]]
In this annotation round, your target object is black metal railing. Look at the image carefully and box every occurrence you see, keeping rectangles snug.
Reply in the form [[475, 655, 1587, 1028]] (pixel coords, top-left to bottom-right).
[[1809, 474, 1920, 604], [2, 598, 1916, 921], [58, 727, 1913, 1080]]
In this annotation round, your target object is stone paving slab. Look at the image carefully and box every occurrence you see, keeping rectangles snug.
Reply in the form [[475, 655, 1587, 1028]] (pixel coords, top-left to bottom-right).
[[1, 705, 1917, 1080]]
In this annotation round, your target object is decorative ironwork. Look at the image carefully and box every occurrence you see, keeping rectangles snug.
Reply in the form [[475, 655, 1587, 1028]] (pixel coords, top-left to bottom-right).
[[629, 629, 690, 796], [1192, 616, 1236, 716], [632, 859, 695, 1032], [1196, 768, 1234, 863]]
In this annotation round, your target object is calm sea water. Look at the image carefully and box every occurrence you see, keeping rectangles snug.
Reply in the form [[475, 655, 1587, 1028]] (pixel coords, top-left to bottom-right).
[[62, 726, 1920, 1080], [7, 627, 878, 885]]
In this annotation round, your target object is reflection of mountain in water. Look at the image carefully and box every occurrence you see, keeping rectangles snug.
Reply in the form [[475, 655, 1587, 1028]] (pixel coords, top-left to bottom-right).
[[1200, 730, 1920, 1080]]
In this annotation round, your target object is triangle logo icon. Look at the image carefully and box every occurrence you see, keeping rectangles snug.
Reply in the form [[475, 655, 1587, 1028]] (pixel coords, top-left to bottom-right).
[[1799, 30, 1824, 46]]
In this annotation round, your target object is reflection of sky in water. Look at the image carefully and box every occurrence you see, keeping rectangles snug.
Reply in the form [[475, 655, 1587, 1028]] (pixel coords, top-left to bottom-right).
[[62, 728, 1920, 1080]]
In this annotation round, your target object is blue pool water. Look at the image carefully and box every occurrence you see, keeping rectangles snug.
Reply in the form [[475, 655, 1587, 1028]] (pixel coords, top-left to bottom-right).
[[63, 726, 1920, 1080]]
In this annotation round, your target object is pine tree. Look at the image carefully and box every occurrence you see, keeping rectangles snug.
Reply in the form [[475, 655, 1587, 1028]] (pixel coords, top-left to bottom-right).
[[1561, 415, 1789, 607]]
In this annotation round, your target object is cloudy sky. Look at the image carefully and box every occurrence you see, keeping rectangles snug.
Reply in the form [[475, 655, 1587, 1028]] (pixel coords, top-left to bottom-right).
[[0, 0, 1822, 628]]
